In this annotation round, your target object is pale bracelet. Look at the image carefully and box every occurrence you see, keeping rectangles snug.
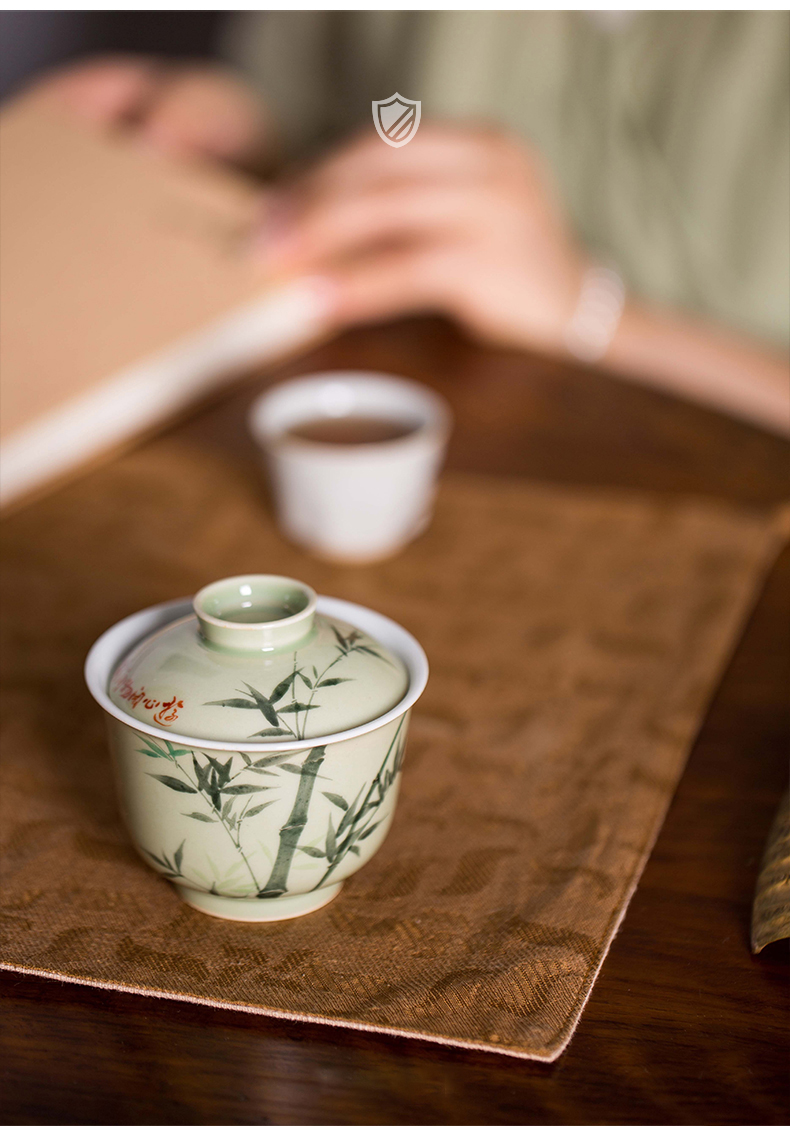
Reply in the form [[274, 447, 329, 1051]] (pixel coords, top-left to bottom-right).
[[564, 266, 626, 363]]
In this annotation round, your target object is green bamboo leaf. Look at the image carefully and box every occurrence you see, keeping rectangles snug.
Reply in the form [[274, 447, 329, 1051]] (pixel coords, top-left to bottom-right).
[[316, 678, 351, 688], [330, 624, 349, 650], [270, 670, 299, 703], [325, 817, 337, 863], [223, 784, 272, 795], [279, 763, 304, 775], [277, 702, 319, 714], [351, 802, 376, 830], [148, 774, 196, 793], [226, 813, 237, 831], [338, 789, 364, 836], [173, 840, 185, 872], [297, 672, 313, 689], [245, 766, 277, 775], [216, 758, 233, 787], [135, 747, 160, 758], [141, 848, 174, 872], [298, 845, 326, 858], [243, 801, 276, 819], [166, 741, 191, 757], [322, 792, 349, 811], [386, 767, 402, 794], [249, 728, 291, 738], [192, 755, 211, 793], [351, 645, 391, 664], [253, 751, 305, 767], [243, 682, 280, 726], [137, 735, 165, 757], [349, 845, 361, 857], [184, 812, 216, 822], [241, 753, 252, 766], [359, 820, 384, 840], [204, 698, 259, 709], [312, 666, 318, 678]]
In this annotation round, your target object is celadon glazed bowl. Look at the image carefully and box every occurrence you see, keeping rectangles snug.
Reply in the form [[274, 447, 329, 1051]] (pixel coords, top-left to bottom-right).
[[85, 575, 428, 922]]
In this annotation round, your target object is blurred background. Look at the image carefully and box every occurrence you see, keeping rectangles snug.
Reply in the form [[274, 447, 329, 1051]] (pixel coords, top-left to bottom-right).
[[2, 9, 788, 448], [0, 11, 226, 99]]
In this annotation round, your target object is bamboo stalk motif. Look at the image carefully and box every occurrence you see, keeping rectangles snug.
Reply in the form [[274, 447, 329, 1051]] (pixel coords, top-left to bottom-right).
[[257, 744, 327, 898]]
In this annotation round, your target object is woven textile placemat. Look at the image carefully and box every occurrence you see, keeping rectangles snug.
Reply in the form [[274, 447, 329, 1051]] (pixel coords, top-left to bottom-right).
[[1, 439, 787, 1061]]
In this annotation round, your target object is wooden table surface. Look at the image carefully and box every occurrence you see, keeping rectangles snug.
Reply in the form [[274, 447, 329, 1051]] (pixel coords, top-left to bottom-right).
[[2, 318, 788, 1125]]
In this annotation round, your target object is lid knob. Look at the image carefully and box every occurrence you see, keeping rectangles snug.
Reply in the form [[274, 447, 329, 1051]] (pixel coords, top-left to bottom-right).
[[194, 575, 317, 653]]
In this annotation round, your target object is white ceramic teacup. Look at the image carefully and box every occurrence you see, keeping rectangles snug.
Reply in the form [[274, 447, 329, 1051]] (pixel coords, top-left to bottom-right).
[[248, 371, 452, 563]]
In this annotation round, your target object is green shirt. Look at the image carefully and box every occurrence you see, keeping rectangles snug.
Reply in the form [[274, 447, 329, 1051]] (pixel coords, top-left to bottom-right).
[[225, 11, 790, 349]]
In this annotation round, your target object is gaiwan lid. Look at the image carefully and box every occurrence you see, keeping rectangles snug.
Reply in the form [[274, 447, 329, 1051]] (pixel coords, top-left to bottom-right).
[[109, 575, 408, 742]]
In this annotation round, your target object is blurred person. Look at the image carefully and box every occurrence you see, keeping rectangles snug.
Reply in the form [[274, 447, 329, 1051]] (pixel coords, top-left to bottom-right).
[[16, 11, 790, 434]]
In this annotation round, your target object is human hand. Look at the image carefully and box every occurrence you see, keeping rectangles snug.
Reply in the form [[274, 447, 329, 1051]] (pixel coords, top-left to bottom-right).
[[28, 55, 271, 165], [255, 124, 588, 355]]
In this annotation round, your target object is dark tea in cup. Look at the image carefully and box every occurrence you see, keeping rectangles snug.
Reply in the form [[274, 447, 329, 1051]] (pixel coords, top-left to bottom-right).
[[285, 416, 420, 446]]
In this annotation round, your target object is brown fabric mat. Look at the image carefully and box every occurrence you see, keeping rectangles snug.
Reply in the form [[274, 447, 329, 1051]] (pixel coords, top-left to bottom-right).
[[1, 438, 787, 1061]]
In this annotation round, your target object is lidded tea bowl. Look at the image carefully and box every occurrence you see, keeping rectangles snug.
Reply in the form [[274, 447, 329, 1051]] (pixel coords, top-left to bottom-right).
[[85, 575, 428, 921]]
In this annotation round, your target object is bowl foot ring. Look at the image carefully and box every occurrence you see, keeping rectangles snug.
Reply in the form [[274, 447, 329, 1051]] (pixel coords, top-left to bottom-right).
[[178, 882, 343, 921]]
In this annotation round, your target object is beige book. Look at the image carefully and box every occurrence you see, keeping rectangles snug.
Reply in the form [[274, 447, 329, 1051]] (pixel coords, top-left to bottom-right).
[[0, 91, 323, 508]]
